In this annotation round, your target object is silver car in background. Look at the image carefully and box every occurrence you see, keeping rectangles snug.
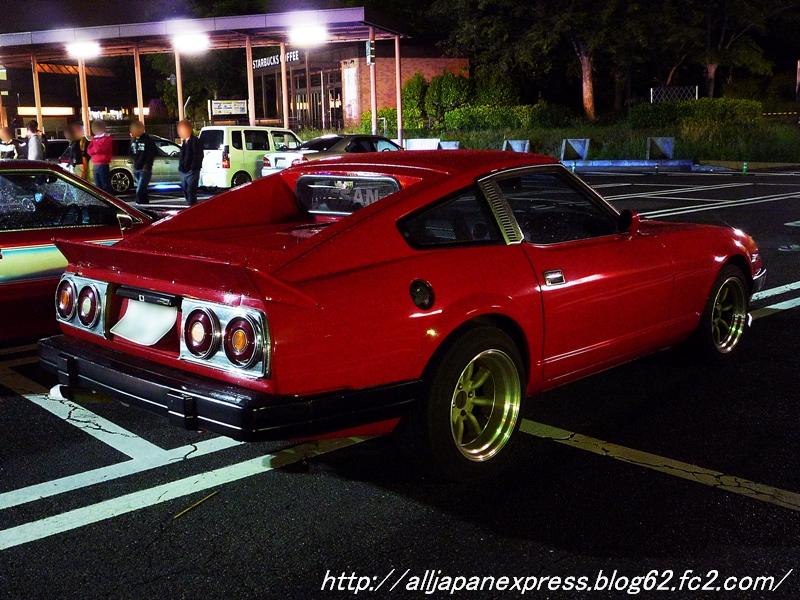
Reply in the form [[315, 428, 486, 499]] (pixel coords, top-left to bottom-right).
[[59, 134, 183, 194]]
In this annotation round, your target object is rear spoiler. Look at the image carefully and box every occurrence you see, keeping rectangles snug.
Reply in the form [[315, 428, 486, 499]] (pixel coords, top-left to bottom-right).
[[55, 239, 316, 308]]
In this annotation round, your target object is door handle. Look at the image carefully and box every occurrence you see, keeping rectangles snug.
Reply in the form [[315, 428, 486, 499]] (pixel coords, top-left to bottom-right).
[[543, 270, 566, 286]]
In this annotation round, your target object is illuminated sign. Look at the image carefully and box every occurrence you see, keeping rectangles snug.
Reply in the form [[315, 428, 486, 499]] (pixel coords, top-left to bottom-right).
[[210, 100, 247, 116], [253, 50, 301, 70]]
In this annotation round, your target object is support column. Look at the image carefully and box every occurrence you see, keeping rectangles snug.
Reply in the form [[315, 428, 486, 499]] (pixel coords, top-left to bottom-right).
[[77, 58, 90, 133], [31, 55, 43, 132], [245, 36, 256, 126], [394, 35, 403, 143], [280, 42, 289, 128], [261, 74, 267, 118], [0, 91, 7, 129], [133, 46, 145, 125], [369, 27, 377, 135], [320, 70, 326, 130], [175, 51, 184, 121], [304, 51, 311, 127]]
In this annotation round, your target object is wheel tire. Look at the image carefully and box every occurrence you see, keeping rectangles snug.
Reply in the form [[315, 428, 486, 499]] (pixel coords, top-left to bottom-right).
[[231, 171, 252, 187], [405, 326, 525, 481], [110, 169, 133, 194], [693, 264, 750, 359]]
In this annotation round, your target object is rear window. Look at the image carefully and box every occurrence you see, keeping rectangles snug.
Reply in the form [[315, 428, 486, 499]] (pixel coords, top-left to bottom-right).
[[200, 130, 224, 151], [299, 136, 342, 152], [295, 175, 400, 215]]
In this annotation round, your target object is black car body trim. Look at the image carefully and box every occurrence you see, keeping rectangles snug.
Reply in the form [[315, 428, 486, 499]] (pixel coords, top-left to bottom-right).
[[39, 335, 421, 442]]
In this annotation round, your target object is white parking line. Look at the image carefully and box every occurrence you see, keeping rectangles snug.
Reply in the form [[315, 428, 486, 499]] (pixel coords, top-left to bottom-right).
[[605, 182, 752, 200], [26, 389, 167, 460], [752, 296, 800, 320], [0, 436, 363, 551], [0, 434, 241, 510], [752, 280, 800, 302], [521, 420, 800, 512], [643, 191, 800, 217]]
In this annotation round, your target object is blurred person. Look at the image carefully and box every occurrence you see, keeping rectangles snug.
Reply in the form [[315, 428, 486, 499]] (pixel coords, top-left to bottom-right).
[[0, 127, 19, 159], [177, 119, 202, 206], [26, 120, 45, 161], [66, 123, 89, 178], [87, 120, 112, 193], [129, 121, 157, 204]]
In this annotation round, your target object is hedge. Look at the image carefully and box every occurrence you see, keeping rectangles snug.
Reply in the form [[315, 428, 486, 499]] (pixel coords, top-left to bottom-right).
[[629, 98, 763, 129], [444, 102, 572, 130]]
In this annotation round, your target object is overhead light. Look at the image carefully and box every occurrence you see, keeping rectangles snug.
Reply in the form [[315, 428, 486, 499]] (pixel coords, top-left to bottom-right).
[[171, 32, 210, 54], [66, 41, 101, 60], [288, 24, 327, 47]]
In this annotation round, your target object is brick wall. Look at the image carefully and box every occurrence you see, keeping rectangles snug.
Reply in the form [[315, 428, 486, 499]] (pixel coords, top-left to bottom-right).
[[342, 57, 469, 126]]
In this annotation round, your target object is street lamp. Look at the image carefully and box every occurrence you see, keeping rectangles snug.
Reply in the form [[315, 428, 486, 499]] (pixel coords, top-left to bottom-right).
[[288, 24, 327, 47], [66, 41, 101, 60]]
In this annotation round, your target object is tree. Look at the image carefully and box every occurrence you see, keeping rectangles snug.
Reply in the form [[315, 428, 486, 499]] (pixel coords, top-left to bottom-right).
[[695, 1, 793, 97], [432, 0, 617, 121]]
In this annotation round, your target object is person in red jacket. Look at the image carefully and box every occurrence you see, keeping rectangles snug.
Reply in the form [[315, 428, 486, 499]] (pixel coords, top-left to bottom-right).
[[86, 120, 113, 193]]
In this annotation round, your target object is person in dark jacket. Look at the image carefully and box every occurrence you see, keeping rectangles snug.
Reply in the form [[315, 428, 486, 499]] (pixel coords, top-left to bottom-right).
[[0, 127, 19, 159], [66, 123, 89, 178], [177, 119, 203, 206], [129, 121, 157, 204]]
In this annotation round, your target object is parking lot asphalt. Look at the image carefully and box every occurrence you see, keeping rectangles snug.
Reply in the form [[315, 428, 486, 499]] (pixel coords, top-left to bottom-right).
[[2, 171, 800, 599]]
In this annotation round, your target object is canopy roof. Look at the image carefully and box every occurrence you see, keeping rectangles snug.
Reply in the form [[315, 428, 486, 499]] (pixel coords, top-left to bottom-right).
[[0, 7, 402, 67]]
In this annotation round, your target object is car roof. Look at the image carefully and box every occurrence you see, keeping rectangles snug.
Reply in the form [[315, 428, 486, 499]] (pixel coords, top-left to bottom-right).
[[291, 149, 558, 177], [200, 126, 293, 132]]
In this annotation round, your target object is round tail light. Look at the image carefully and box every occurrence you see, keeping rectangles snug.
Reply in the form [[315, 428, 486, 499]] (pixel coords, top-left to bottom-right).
[[224, 315, 261, 368], [55, 279, 77, 320], [77, 285, 101, 327], [183, 308, 219, 358]]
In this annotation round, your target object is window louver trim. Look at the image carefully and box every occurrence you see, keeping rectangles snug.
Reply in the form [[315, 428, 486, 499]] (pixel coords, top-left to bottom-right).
[[479, 180, 524, 245]]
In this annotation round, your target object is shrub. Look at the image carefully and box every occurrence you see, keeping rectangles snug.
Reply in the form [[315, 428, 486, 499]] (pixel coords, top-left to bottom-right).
[[629, 98, 763, 128], [473, 69, 519, 106], [402, 73, 428, 117], [359, 107, 398, 135], [425, 71, 471, 125], [444, 101, 571, 130]]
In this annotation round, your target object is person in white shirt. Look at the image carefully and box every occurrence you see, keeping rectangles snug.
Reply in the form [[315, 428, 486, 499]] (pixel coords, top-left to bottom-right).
[[0, 127, 19, 159], [26, 120, 45, 161]]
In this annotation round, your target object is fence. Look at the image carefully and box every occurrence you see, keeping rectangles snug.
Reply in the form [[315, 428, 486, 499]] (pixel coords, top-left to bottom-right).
[[649, 85, 699, 103]]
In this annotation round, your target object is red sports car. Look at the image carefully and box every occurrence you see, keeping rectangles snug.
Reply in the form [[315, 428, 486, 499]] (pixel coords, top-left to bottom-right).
[[39, 151, 765, 479], [0, 161, 152, 342]]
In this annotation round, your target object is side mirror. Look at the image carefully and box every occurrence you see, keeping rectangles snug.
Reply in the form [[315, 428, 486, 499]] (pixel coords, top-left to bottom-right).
[[618, 209, 641, 235], [117, 212, 135, 232]]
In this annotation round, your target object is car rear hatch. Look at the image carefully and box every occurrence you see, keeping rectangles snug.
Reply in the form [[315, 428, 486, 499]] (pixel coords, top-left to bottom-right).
[[199, 128, 226, 171]]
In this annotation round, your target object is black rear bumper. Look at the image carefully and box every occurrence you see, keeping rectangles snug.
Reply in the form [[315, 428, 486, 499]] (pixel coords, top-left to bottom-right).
[[39, 335, 420, 442]]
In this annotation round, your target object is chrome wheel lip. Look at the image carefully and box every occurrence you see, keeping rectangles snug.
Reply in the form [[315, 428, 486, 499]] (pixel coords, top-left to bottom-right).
[[711, 277, 747, 353], [449, 349, 522, 462]]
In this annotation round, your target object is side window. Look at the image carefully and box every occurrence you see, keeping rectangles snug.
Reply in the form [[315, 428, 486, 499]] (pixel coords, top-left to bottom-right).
[[376, 139, 400, 152], [398, 187, 501, 248], [244, 130, 270, 151], [231, 131, 243, 150], [273, 131, 300, 150], [497, 172, 618, 244], [0, 172, 119, 231], [155, 139, 180, 157], [346, 138, 375, 153]]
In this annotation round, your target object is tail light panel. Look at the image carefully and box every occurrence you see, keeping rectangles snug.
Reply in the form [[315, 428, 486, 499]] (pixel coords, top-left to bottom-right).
[[221, 144, 230, 169], [55, 273, 109, 338], [262, 156, 272, 169], [179, 298, 269, 378]]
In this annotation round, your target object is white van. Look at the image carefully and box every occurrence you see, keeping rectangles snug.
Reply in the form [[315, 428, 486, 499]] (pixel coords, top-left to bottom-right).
[[198, 126, 302, 188]]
